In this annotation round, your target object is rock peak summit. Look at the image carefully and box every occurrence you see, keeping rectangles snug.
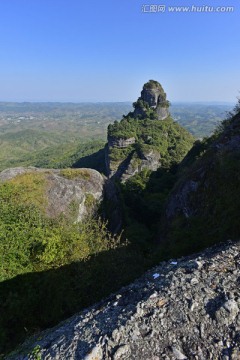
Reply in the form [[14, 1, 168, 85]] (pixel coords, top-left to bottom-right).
[[133, 79, 170, 120]]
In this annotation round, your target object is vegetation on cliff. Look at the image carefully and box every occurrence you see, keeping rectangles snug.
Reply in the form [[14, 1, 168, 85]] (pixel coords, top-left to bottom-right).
[[107, 81, 195, 242], [161, 99, 240, 256], [0, 171, 117, 282], [0, 87, 239, 357], [108, 116, 194, 165], [0, 102, 231, 171], [107, 81, 194, 181], [0, 170, 132, 354]]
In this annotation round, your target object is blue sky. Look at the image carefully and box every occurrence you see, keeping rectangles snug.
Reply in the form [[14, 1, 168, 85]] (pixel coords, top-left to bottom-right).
[[0, 0, 239, 102]]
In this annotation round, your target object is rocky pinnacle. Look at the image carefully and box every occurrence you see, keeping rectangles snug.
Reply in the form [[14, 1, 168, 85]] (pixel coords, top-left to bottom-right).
[[133, 80, 170, 120]]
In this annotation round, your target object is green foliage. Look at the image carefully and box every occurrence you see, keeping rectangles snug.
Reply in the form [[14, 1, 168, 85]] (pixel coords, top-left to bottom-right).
[[59, 168, 91, 180], [108, 109, 194, 246], [7, 172, 47, 210], [108, 117, 194, 167], [212, 98, 240, 138], [133, 99, 149, 112], [143, 80, 165, 90], [108, 118, 137, 139], [0, 178, 138, 355], [164, 102, 240, 255], [1, 100, 238, 357], [0, 139, 106, 173], [85, 193, 96, 211], [121, 166, 177, 244], [29, 345, 41, 360], [0, 102, 133, 171], [0, 180, 123, 282], [0, 102, 233, 170], [109, 146, 134, 164]]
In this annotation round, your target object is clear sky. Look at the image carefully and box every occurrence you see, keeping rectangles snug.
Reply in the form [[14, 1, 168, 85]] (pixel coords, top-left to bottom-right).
[[0, 0, 239, 102]]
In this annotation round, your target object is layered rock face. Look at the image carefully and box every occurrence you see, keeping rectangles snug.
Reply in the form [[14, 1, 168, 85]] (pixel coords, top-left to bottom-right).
[[0, 167, 105, 222], [108, 136, 136, 148], [10, 240, 240, 359]]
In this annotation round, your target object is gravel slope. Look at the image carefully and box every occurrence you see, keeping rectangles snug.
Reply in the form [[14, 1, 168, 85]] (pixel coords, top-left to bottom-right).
[[8, 240, 240, 360]]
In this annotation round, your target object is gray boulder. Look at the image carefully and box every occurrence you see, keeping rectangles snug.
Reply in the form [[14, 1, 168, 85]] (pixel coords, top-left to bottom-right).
[[0, 167, 105, 222]]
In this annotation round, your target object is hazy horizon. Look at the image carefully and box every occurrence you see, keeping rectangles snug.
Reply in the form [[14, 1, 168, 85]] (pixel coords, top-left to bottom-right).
[[0, 100, 236, 105]]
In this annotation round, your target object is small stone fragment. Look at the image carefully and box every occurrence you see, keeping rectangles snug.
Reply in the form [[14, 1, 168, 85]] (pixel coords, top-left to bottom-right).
[[171, 346, 187, 359], [157, 298, 168, 307], [84, 345, 103, 360], [191, 278, 199, 285], [113, 345, 130, 359]]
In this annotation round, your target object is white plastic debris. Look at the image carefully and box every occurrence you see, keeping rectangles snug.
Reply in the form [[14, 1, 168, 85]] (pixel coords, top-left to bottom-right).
[[170, 261, 178, 265], [153, 273, 160, 279]]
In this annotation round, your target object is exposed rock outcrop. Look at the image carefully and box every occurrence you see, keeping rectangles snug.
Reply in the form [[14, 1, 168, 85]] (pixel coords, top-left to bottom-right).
[[0, 167, 105, 222], [134, 80, 170, 120], [9, 240, 240, 359], [165, 130, 240, 222], [120, 148, 161, 182], [106, 80, 193, 181], [134, 103, 236, 260], [108, 136, 136, 148]]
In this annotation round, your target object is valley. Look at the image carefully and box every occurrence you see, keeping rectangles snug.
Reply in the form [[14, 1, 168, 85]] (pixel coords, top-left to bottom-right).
[[0, 101, 232, 171]]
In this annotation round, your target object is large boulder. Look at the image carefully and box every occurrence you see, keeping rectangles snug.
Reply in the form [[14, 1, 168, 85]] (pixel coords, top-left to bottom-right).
[[0, 167, 105, 222]]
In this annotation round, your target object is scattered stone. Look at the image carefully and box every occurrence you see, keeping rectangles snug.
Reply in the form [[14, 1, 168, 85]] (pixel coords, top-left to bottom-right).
[[215, 299, 239, 325], [191, 277, 199, 285], [113, 345, 130, 359], [171, 346, 187, 359], [84, 346, 102, 360], [157, 298, 168, 307], [8, 240, 240, 360]]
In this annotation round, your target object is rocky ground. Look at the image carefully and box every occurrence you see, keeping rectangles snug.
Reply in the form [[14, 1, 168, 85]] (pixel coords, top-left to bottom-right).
[[8, 240, 240, 360]]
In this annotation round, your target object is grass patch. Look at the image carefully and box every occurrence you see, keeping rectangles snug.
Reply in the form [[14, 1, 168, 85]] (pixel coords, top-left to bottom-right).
[[59, 168, 91, 180], [8, 172, 48, 211]]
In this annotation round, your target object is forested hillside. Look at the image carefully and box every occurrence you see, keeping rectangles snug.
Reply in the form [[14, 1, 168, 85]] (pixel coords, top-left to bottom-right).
[[0, 101, 232, 171], [0, 90, 239, 357]]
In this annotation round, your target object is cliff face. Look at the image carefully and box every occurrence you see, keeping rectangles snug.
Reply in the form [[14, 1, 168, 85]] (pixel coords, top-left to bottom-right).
[[9, 240, 240, 360], [161, 105, 240, 251], [106, 80, 194, 181]]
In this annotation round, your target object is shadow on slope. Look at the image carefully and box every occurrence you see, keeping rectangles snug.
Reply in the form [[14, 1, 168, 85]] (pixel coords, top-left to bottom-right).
[[0, 244, 147, 356], [4, 240, 237, 359], [72, 148, 107, 175]]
